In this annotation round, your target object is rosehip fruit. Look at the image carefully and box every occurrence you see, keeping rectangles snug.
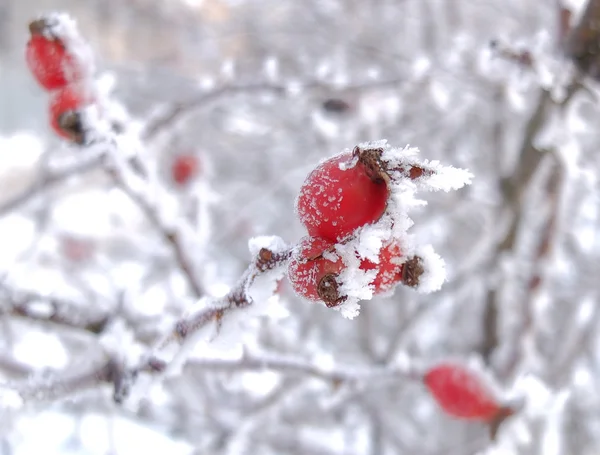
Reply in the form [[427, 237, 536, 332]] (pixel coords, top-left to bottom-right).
[[360, 241, 404, 294], [26, 19, 84, 91], [49, 84, 95, 143], [296, 152, 389, 242], [424, 363, 505, 421], [287, 236, 346, 307], [61, 235, 95, 263], [172, 154, 200, 186]]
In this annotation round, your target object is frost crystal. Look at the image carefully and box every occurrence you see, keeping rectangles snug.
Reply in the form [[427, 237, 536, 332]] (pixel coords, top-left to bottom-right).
[[248, 235, 288, 256]]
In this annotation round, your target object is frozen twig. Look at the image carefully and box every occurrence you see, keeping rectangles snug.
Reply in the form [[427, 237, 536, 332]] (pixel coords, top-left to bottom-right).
[[0, 286, 110, 334], [566, 0, 600, 78], [0, 355, 32, 377], [0, 151, 104, 217], [142, 77, 407, 140], [107, 165, 205, 298], [184, 351, 418, 385], [153, 245, 292, 351], [481, 82, 580, 372], [13, 357, 129, 404]]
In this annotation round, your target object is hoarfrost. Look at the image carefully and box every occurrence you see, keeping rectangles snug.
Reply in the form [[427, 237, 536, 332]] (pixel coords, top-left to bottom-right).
[[0, 387, 23, 410], [248, 235, 288, 256], [38, 12, 96, 83]]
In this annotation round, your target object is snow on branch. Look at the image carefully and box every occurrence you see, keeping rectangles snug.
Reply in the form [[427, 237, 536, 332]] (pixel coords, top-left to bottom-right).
[[0, 286, 109, 334]]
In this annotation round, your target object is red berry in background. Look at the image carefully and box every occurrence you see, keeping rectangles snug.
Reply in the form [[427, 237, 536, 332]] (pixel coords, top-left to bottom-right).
[[296, 152, 389, 242], [26, 19, 84, 91], [424, 363, 505, 421], [61, 235, 95, 263], [287, 236, 346, 307], [360, 240, 404, 294], [49, 83, 95, 143], [172, 154, 200, 186]]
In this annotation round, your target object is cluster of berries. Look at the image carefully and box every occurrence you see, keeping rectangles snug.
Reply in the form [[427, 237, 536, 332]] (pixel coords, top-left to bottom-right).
[[26, 15, 95, 144], [26, 14, 200, 188], [287, 141, 471, 317]]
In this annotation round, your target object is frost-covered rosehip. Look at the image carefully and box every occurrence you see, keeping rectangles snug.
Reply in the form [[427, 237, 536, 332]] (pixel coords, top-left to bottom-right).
[[360, 240, 404, 294], [172, 154, 200, 186], [296, 152, 389, 242], [424, 363, 506, 421], [49, 83, 95, 143], [287, 236, 346, 307], [26, 19, 84, 91]]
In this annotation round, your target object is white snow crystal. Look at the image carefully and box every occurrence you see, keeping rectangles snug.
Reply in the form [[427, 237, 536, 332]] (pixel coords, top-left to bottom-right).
[[248, 235, 288, 256], [412, 244, 446, 293]]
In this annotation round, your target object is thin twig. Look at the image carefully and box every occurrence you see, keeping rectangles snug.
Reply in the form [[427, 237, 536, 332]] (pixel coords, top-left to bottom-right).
[[0, 287, 110, 334], [142, 77, 407, 140], [108, 168, 205, 298], [0, 152, 105, 217], [153, 247, 292, 352], [184, 351, 417, 385]]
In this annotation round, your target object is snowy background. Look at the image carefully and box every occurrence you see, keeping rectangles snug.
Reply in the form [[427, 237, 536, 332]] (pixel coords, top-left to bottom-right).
[[1, 0, 599, 454]]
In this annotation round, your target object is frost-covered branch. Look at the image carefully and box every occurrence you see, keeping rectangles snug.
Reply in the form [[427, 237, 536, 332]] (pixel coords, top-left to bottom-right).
[[566, 0, 600, 78], [0, 355, 32, 378], [482, 81, 581, 373], [151, 242, 291, 353], [0, 286, 109, 334], [185, 351, 418, 384], [0, 151, 104, 217], [10, 357, 129, 404], [107, 165, 205, 298], [142, 76, 407, 140]]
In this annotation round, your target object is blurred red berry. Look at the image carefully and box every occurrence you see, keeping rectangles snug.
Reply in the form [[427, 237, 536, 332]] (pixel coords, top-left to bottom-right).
[[172, 155, 200, 186], [424, 363, 504, 421], [296, 152, 389, 242], [61, 235, 95, 263], [287, 236, 346, 307], [26, 19, 84, 91], [360, 240, 404, 294], [49, 83, 94, 143]]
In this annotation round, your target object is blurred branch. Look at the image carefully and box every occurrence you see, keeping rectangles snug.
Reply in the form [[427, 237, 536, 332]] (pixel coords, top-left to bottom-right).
[[501, 161, 564, 379], [0, 287, 110, 334], [107, 165, 206, 298], [142, 77, 407, 140], [566, 0, 600, 78], [481, 81, 579, 373], [184, 351, 417, 385], [0, 355, 32, 378], [558, 1, 573, 47], [14, 357, 127, 404], [552, 297, 600, 387], [142, 82, 288, 140], [0, 151, 104, 218]]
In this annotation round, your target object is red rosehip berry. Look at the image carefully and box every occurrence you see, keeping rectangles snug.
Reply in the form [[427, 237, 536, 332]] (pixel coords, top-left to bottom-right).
[[61, 235, 95, 263], [296, 152, 389, 242], [360, 240, 404, 294], [424, 363, 504, 421], [49, 84, 95, 143], [287, 236, 346, 307], [172, 154, 200, 186], [26, 19, 84, 91]]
